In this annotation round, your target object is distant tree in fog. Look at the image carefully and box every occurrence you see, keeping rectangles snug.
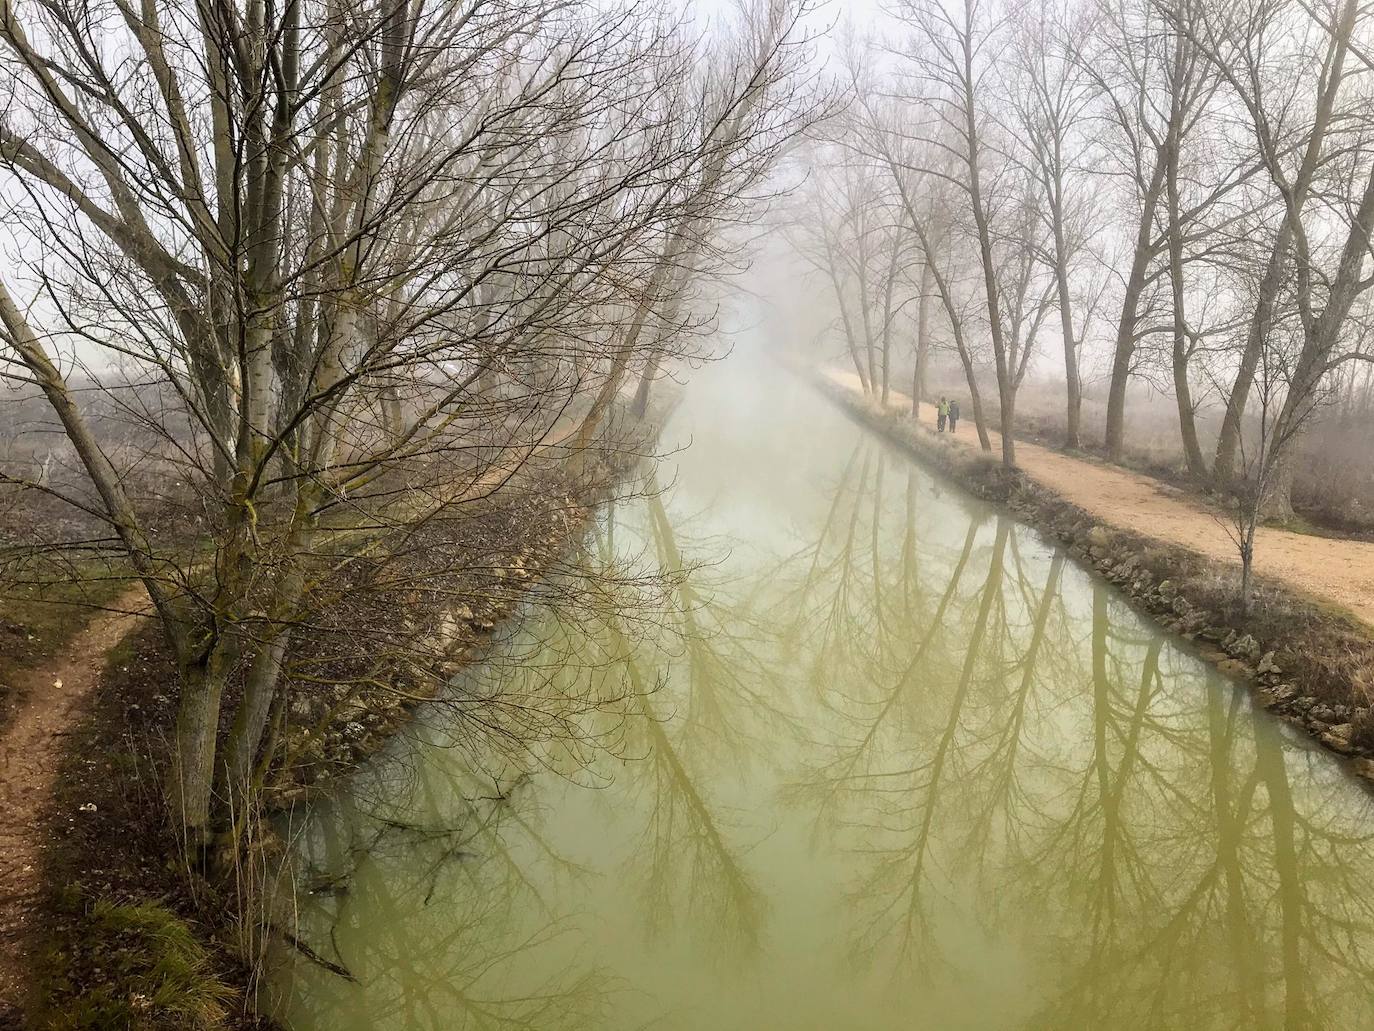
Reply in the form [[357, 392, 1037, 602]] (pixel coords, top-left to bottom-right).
[[1007, 0, 1100, 450], [777, 0, 1374, 546], [887, 0, 1053, 468], [787, 149, 919, 406], [856, 108, 998, 452]]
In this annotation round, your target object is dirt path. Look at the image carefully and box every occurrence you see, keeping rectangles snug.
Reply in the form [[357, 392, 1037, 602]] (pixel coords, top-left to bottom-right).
[[0, 586, 147, 1018], [824, 368, 1374, 628]]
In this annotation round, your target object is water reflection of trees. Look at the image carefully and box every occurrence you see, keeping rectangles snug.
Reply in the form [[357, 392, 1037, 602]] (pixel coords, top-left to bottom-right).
[[273, 478, 783, 1029], [786, 437, 1374, 1030], [272, 760, 615, 1030], [278, 434, 1374, 1030], [585, 496, 769, 951]]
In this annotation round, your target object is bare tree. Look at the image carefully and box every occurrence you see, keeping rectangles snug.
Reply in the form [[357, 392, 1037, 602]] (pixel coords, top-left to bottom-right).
[[1009, 0, 1099, 449], [886, 0, 1057, 467], [787, 158, 880, 393], [0, 0, 808, 853], [1081, 0, 1260, 466], [1205, 0, 1365, 485], [575, 0, 818, 447], [855, 110, 997, 451], [1181, 0, 1374, 518], [1219, 312, 1321, 613]]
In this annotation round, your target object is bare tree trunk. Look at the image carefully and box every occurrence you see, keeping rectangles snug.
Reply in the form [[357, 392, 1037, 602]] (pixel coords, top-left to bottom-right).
[[826, 260, 870, 395], [998, 390, 1017, 467], [1213, 227, 1289, 484], [219, 521, 311, 813], [1165, 137, 1207, 478], [957, 4, 1017, 468], [1051, 223, 1082, 449], [1260, 450, 1296, 522], [1239, 518, 1256, 618], [879, 233, 901, 407], [632, 352, 659, 418], [1105, 161, 1166, 461], [912, 263, 932, 418], [952, 335, 993, 453], [220, 630, 291, 810], [1171, 342, 1206, 477], [879, 309, 892, 407], [172, 657, 231, 850], [856, 250, 879, 396]]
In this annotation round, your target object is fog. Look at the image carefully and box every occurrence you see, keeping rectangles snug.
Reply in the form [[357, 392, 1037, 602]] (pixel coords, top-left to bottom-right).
[[4, 0, 1374, 1023], [739, 0, 1374, 534]]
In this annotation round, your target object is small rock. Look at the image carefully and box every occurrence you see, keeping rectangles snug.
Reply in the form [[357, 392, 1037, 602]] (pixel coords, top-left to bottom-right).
[[1172, 596, 1192, 616], [1229, 634, 1261, 660], [1293, 695, 1317, 712], [1217, 658, 1248, 676], [1269, 683, 1298, 703], [1257, 651, 1280, 675], [1351, 758, 1374, 780], [1310, 704, 1338, 725], [1322, 724, 1355, 753], [1158, 580, 1176, 598]]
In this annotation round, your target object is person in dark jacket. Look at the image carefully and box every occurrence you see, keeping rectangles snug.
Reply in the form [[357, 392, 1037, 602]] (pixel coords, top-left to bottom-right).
[[948, 399, 960, 433]]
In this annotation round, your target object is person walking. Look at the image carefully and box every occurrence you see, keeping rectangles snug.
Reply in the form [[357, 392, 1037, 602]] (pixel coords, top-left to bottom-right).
[[948, 399, 960, 434], [937, 396, 948, 432]]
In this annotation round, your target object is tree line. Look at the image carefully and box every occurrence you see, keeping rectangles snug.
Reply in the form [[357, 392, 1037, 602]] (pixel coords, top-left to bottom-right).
[[0, 0, 817, 856], [789, 0, 1374, 533]]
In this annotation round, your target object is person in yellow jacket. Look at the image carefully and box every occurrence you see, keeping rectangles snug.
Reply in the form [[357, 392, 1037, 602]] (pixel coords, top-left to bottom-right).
[[937, 397, 949, 432]]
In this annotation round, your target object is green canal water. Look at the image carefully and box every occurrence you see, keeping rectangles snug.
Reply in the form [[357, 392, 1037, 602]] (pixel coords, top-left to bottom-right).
[[267, 353, 1374, 1030]]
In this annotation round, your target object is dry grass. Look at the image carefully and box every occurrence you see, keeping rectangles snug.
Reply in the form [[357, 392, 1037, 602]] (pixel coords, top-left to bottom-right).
[[33, 890, 238, 1031]]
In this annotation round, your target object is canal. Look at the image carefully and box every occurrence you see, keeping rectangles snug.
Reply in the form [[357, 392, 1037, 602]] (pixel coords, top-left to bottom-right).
[[268, 349, 1374, 1030]]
